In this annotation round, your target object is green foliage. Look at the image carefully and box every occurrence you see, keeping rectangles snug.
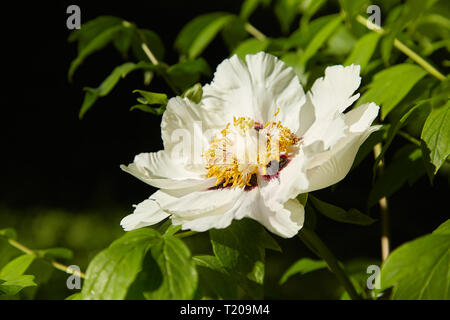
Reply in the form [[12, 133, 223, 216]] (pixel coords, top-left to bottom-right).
[[309, 195, 376, 226], [357, 64, 427, 119], [175, 13, 234, 59], [210, 219, 280, 298], [380, 219, 450, 299], [279, 258, 327, 284], [420, 101, 450, 177]]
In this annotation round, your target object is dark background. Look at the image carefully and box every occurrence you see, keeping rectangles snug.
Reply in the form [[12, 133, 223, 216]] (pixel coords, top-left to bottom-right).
[[1, 0, 448, 299]]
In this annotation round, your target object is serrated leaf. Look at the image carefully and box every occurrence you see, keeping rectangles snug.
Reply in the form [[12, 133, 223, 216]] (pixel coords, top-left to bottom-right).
[[344, 32, 381, 71], [309, 195, 376, 226], [143, 234, 198, 300], [380, 219, 450, 299], [81, 228, 161, 300], [232, 38, 270, 60], [357, 64, 427, 119], [280, 258, 327, 284], [175, 13, 234, 59], [420, 101, 450, 177]]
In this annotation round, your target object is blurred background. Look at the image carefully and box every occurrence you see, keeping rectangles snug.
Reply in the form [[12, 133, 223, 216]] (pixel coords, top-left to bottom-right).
[[1, 0, 448, 299]]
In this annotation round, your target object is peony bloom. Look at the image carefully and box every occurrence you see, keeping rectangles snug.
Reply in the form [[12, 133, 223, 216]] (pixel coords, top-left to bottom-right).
[[120, 52, 379, 238]]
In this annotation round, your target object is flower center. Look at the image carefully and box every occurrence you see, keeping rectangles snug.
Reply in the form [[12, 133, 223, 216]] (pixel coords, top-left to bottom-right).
[[203, 113, 300, 190]]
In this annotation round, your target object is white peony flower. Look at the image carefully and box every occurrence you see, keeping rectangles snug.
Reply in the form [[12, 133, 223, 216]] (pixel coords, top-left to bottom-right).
[[120, 52, 380, 238]]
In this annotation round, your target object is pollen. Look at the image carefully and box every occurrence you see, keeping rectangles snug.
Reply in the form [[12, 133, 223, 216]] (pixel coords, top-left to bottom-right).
[[203, 114, 300, 189]]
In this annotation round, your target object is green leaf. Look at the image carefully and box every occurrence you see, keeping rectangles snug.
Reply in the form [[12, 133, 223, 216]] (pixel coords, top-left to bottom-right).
[[0, 275, 36, 296], [193, 255, 238, 299], [0, 254, 36, 280], [81, 228, 161, 300], [339, 0, 369, 19], [368, 145, 426, 207], [143, 234, 198, 300], [274, 0, 303, 34], [344, 32, 381, 72], [0, 228, 17, 240], [175, 13, 234, 59], [209, 219, 278, 298], [131, 29, 165, 62], [37, 248, 74, 261], [79, 61, 155, 118], [298, 15, 342, 66], [133, 90, 168, 105], [68, 24, 124, 81], [181, 83, 203, 103], [420, 100, 450, 177], [112, 21, 136, 58], [130, 104, 165, 115], [380, 219, 450, 299], [65, 292, 83, 300], [167, 59, 211, 91], [232, 38, 270, 60], [240, 0, 271, 21], [372, 101, 427, 174], [309, 195, 376, 226], [68, 16, 122, 52], [357, 64, 427, 119], [280, 258, 327, 284]]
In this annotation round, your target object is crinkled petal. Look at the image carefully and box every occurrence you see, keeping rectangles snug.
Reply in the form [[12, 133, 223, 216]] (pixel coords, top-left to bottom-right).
[[247, 194, 304, 238], [302, 65, 362, 149], [304, 126, 381, 193], [202, 52, 305, 132], [161, 96, 226, 162], [120, 150, 216, 190], [120, 191, 171, 231]]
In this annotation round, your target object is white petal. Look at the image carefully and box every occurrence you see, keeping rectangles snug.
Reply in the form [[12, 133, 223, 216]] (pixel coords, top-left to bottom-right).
[[248, 194, 304, 238], [345, 102, 379, 133], [120, 191, 170, 231], [120, 150, 216, 191], [161, 96, 226, 161], [302, 65, 362, 149], [310, 64, 361, 116], [168, 188, 246, 232], [304, 126, 380, 193], [258, 153, 309, 207], [202, 52, 305, 132]]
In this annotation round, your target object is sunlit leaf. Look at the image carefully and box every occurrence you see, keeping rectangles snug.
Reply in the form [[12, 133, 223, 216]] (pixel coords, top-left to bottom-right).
[[357, 64, 427, 119], [380, 219, 450, 299], [420, 100, 450, 178]]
